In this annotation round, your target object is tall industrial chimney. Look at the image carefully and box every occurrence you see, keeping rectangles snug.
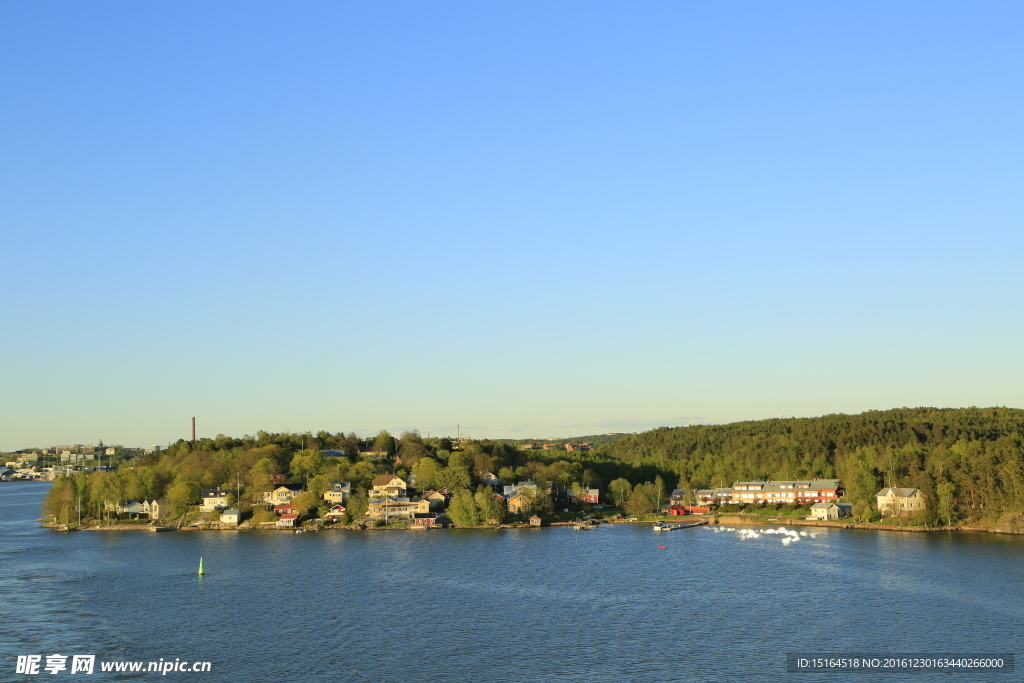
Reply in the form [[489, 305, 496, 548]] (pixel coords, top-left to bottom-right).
[[191, 417, 196, 442]]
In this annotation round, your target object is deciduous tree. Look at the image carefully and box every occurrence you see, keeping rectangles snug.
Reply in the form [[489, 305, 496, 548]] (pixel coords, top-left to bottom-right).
[[447, 488, 479, 526]]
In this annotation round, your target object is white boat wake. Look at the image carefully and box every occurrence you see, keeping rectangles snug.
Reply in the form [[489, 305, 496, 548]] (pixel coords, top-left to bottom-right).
[[706, 525, 818, 545]]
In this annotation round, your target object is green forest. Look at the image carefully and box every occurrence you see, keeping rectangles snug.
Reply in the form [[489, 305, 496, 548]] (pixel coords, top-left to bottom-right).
[[595, 406, 1024, 525]]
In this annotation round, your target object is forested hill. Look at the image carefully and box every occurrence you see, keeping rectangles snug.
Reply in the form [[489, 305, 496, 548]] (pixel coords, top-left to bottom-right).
[[597, 407, 1024, 518]]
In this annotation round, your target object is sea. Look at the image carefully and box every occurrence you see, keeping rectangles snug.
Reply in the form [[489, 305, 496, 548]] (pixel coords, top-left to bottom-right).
[[2, 481, 1022, 682]]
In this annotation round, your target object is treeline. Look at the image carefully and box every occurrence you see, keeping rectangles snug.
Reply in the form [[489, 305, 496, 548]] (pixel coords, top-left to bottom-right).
[[596, 407, 1024, 524], [42, 429, 635, 525]]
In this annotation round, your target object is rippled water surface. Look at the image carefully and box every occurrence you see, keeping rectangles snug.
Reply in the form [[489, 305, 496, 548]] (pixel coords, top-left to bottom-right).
[[2, 482, 1022, 682]]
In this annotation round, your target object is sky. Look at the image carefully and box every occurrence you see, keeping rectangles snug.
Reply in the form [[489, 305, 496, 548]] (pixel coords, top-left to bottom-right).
[[2, 1, 1022, 450]]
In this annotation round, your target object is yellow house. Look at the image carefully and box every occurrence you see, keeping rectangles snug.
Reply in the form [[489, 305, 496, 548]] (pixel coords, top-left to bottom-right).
[[507, 493, 531, 515], [371, 475, 408, 499], [367, 497, 430, 521], [323, 481, 351, 504], [876, 487, 925, 516], [263, 485, 302, 506]]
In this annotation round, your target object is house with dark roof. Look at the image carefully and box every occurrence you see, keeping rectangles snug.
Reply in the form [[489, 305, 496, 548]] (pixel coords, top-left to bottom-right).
[[119, 500, 146, 517], [221, 509, 242, 525], [200, 489, 231, 512], [370, 475, 407, 499], [324, 481, 352, 504], [412, 512, 439, 527], [809, 502, 853, 520]]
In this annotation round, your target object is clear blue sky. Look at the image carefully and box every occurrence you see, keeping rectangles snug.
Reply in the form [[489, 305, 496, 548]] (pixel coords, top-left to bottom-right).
[[2, 1, 1022, 450]]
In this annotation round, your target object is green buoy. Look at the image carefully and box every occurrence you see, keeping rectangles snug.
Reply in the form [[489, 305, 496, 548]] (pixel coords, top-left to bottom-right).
[[198, 557, 204, 575]]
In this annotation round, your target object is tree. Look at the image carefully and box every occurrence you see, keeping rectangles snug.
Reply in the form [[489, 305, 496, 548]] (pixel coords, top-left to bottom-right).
[[291, 491, 320, 516], [531, 490, 554, 516], [374, 430, 396, 457], [346, 490, 369, 521], [437, 465, 472, 491], [448, 451, 472, 471], [625, 482, 657, 516], [168, 481, 200, 516], [412, 457, 442, 491], [498, 467, 517, 485], [307, 473, 334, 499], [474, 486, 504, 525], [342, 432, 361, 459], [582, 468, 603, 492], [249, 457, 277, 498], [609, 478, 633, 507], [473, 451, 495, 478], [349, 460, 380, 491], [447, 488, 479, 526], [936, 481, 956, 527], [398, 431, 426, 467], [290, 449, 326, 482], [43, 478, 77, 522]]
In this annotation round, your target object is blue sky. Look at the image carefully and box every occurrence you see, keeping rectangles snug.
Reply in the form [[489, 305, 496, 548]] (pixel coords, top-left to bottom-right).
[[2, 1, 1022, 450]]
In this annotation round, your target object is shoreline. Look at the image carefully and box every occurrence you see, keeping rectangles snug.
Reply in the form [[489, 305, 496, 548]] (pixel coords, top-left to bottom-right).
[[712, 515, 1021, 535], [43, 517, 1024, 536]]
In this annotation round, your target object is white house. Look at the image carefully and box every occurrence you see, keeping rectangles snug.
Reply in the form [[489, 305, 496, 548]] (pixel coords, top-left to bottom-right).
[[220, 509, 242, 525], [200, 488, 231, 512], [809, 502, 853, 520], [141, 498, 172, 520]]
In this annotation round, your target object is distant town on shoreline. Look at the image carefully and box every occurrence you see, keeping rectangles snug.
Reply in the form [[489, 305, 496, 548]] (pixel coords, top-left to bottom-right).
[[6, 407, 1024, 535]]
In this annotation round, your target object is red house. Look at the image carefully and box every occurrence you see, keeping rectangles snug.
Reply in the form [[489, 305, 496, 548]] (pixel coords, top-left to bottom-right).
[[669, 505, 711, 516], [276, 513, 298, 528], [324, 505, 346, 522]]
